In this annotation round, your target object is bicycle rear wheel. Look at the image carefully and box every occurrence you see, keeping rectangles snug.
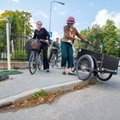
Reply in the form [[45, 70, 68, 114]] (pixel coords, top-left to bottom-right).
[[38, 53, 43, 70], [29, 51, 37, 74], [76, 55, 94, 80], [50, 54, 56, 68]]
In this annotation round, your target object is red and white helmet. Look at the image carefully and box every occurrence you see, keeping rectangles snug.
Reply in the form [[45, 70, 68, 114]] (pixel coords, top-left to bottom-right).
[[67, 16, 75, 24]]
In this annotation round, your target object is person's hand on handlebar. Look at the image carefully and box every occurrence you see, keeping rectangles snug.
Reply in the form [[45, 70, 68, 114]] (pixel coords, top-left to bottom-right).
[[84, 40, 92, 45], [46, 39, 49, 44]]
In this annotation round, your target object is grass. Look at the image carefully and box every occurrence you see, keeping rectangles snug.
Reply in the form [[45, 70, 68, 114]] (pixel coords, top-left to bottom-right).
[[32, 89, 48, 99], [8, 91, 62, 111], [0, 70, 22, 75]]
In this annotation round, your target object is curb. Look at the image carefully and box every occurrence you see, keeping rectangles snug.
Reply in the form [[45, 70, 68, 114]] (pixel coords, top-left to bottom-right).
[[0, 77, 97, 109]]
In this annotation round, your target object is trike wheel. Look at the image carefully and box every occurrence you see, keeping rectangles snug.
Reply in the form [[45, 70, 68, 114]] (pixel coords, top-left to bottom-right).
[[96, 72, 113, 81], [76, 55, 94, 81], [29, 51, 37, 74]]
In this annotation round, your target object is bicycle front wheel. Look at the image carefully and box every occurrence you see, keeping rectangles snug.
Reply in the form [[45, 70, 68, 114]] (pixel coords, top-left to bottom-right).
[[76, 55, 94, 81], [29, 51, 37, 74]]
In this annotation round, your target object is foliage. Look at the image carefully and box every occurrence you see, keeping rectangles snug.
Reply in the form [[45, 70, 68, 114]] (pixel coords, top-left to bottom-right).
[[11, 50, 27, 60], [0, 10, 32, 52], [78, 19, 120, 58]]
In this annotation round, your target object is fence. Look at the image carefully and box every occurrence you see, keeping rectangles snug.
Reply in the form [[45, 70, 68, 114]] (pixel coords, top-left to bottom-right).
[[0, 32, 29, 61]]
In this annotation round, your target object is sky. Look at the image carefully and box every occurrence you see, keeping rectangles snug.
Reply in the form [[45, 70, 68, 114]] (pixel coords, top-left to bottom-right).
[[0, 0, 120, 39]]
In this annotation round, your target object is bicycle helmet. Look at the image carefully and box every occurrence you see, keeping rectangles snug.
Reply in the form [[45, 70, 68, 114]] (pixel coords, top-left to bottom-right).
[[67, 16, 75, 24]]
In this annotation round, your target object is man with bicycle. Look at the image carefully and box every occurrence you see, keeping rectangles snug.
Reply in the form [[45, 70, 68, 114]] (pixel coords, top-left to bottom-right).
[[49, 37, 60, 65]]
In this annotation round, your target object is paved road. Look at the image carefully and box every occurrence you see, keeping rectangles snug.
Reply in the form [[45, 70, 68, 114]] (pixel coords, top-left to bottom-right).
[[0, 68, 79, 99], [0, 68, 120, 120]]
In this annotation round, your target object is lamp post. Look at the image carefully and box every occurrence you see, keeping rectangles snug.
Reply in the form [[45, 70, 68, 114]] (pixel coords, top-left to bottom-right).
[[49, 0, 65, 32]]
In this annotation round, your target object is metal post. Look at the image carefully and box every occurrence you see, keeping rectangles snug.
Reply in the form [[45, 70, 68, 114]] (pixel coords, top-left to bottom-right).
[[49, 1, 65, 32], [100, 44, 103, 53], [6, 17, 11, 70], [49, 1, 53, 32]]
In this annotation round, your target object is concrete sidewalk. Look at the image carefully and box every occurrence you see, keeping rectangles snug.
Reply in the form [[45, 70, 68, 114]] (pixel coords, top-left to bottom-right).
[[0, 68, 81, 100]]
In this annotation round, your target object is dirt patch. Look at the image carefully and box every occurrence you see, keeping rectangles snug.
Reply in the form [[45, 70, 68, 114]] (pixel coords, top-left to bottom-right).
[[0, 82, 95, 113]]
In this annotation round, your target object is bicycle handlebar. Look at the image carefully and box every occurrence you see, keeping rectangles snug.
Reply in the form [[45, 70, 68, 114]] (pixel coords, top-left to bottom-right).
[[30, 39, 48, 43], [76, 38, 95, 50], [84, 41, 94, 48], [76, 38, 94, 48], [38, 39, 48, 43]]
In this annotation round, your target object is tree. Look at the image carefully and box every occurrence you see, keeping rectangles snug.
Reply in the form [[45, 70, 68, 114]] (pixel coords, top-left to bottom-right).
[[78, 19, 120, 58], [0, 10, 32, 53], [102, 19, 119, 57], [79, 25, 103, 52], [0, 20, 6, 52], [116, 29, 120, 57]]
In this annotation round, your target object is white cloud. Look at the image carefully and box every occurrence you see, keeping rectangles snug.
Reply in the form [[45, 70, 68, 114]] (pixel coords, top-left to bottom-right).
[[11, 0, 20, 3], [34, 11, 49, 19], [30, 18, 36, 29], [0, 10, 4, 15], [52, 31, 60, 40], [92, 9, 120, 28]]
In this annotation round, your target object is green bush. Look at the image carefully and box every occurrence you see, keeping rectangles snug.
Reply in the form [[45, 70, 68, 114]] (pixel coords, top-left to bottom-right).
[[11, 50, 27, 60]]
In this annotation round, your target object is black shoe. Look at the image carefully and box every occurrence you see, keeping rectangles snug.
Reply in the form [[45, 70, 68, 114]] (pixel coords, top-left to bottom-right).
[[62, 71, 66, 75]]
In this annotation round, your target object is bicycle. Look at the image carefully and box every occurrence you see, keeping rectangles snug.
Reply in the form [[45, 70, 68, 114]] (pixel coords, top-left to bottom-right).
[[29, 39, 47, 74], [74, 41, 119, 81], [49, 49, 59, 68]]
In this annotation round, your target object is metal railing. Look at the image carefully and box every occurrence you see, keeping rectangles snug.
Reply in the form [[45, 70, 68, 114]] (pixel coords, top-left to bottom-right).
[[0, 32, 29, 61]]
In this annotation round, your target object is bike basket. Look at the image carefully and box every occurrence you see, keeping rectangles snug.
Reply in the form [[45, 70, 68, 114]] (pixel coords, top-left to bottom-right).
[[31, 40, 41, 50]]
